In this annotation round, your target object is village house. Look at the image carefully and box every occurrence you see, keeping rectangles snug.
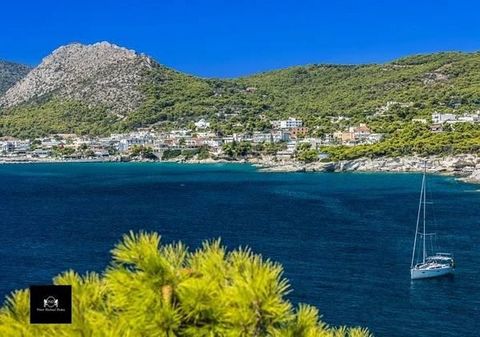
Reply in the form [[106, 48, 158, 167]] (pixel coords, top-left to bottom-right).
[[195, 131, 216, 138], [41, 138, 62, 149], [321, 133, 334, 145], [222, 136, 235, 144], [252, 132, 272, 143], [1, 141, 15, 153], [333, 123, 379, 145], [221, 133, 247, 144], [118, 132, 155, 152], [431, 112, 480, 125], [194, 119, 210, 129], [333, 130, 355, 144], [430, 123, 443, 132], [0, 138, 31, 155], [432, 113, 457, 124], [275, 150, 293, 160], [301, 137, 324, 148], [204, 138, 222, 149], [457, 113, 480, 123], [31, 149, 52, 158], [290, 127, 308, 139], [271, 118, 303, 129], [271, 130, 290, 142], [350, 123, 371, 139]]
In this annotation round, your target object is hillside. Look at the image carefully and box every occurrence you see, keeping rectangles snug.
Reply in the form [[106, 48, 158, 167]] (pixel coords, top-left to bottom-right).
[[126, 51, 480, 135], [0, 61, 30, 96], [1, 42, 480, 138], [242, 52, 480, 120], [0, 42, 155, 115]]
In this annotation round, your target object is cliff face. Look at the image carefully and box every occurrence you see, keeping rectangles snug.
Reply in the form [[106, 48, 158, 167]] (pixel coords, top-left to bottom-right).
[[257, 154, 480, 183], [0, 61, 31, 96], [0, 42, 155, 117]]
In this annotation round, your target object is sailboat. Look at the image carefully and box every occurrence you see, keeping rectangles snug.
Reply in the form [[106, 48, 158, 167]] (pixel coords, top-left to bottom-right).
[[410, 164, 455, 280]]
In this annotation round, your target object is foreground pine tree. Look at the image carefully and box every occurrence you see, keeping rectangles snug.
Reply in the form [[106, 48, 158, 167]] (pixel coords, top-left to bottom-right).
[[0, 231, 372, 337]]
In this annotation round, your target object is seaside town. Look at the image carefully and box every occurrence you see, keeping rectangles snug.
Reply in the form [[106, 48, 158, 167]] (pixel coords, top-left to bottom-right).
[[1, 112, 479, 163]]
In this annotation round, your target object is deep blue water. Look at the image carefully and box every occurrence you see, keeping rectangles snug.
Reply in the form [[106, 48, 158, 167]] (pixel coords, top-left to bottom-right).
[[0, 163, 479, 336]]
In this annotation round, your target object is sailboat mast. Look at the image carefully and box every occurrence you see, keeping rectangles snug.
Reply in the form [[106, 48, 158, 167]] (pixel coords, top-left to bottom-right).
[[422, 163, 427, 263], [411, 167, 425, 268]]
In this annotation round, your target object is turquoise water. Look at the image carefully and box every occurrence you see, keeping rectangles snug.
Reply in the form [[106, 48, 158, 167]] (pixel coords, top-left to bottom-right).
[[0, 163, 479, 336]]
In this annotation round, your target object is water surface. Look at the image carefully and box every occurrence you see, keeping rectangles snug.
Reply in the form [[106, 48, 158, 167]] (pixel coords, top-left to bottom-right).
[[0, 163, 479, 336]]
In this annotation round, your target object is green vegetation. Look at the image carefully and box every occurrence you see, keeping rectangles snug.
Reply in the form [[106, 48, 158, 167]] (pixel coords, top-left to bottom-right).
[[0, 231, 371, 337], [0, 100, 120, 138], [322, 123, 480, 161], [196, 146, 210, 160], [2, 51, 480, 160], [162, 149, 182, 160], [129, 145, 157, 160], [222, 141, 287, 158], [222, 141, 253, 158], [52, 146, 75, 157], [295, 143, 319, 163]]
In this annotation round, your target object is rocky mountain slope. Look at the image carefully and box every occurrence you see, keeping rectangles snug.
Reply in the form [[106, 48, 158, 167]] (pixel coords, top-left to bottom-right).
[[0, 61, 31, 95], [1, 42, 480, 138], [0, 42, 155, 117]]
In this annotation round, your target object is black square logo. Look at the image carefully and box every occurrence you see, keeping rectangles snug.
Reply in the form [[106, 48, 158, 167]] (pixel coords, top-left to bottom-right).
[[30, 285, 72, 324]]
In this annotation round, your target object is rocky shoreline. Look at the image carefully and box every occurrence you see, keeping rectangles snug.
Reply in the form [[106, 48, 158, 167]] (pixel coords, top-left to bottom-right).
[[253, 154, 480, 184], [2, 154, 480, 184]]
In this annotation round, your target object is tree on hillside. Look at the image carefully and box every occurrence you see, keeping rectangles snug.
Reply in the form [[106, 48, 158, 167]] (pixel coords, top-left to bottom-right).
[[296, 143, 319, 163]]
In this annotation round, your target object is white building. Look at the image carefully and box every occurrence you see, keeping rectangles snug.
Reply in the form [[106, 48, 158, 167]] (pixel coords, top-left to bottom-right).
[[322, 134, 334, 145], [194, 119, 210, 129], [222, 136, 234, 144], [41, 138, 62, 149], [271, 130, 290, 142], [1, 140, 30, 154], [286, 141, 297, 153], [432, 112, 480, 124], [1, 141, 15, 153], [31, 149, 51, 158], [457, 113, 480, 123], [272, 118, 303, 129], [118, 132, 155, 152], [252, 132, 272, 143], [205, 139, 222, 148], [432, 113, 457, 124]]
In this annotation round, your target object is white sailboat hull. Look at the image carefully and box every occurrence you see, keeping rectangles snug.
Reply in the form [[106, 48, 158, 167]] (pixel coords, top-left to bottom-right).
[[409, 167, 455, 280], [410, 265, 454, 280]]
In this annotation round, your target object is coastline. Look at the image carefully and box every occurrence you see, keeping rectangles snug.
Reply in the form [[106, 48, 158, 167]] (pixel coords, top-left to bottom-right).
[[0, 157, 122, 164], [2, 154, 480, 184], [251, 154, 480, 184]]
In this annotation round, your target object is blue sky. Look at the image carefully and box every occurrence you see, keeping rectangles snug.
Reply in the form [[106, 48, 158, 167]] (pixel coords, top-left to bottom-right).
[[1, 0, 479, 78]]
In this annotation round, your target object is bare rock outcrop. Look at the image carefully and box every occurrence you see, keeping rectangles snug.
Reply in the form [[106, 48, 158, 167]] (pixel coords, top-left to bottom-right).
[[257, 154, 480, 184], [0, 42, 155, 117], [0, 61, 31, 95]]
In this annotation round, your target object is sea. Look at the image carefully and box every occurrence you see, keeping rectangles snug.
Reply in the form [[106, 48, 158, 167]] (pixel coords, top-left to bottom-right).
[[0, 163, 479, 336]]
